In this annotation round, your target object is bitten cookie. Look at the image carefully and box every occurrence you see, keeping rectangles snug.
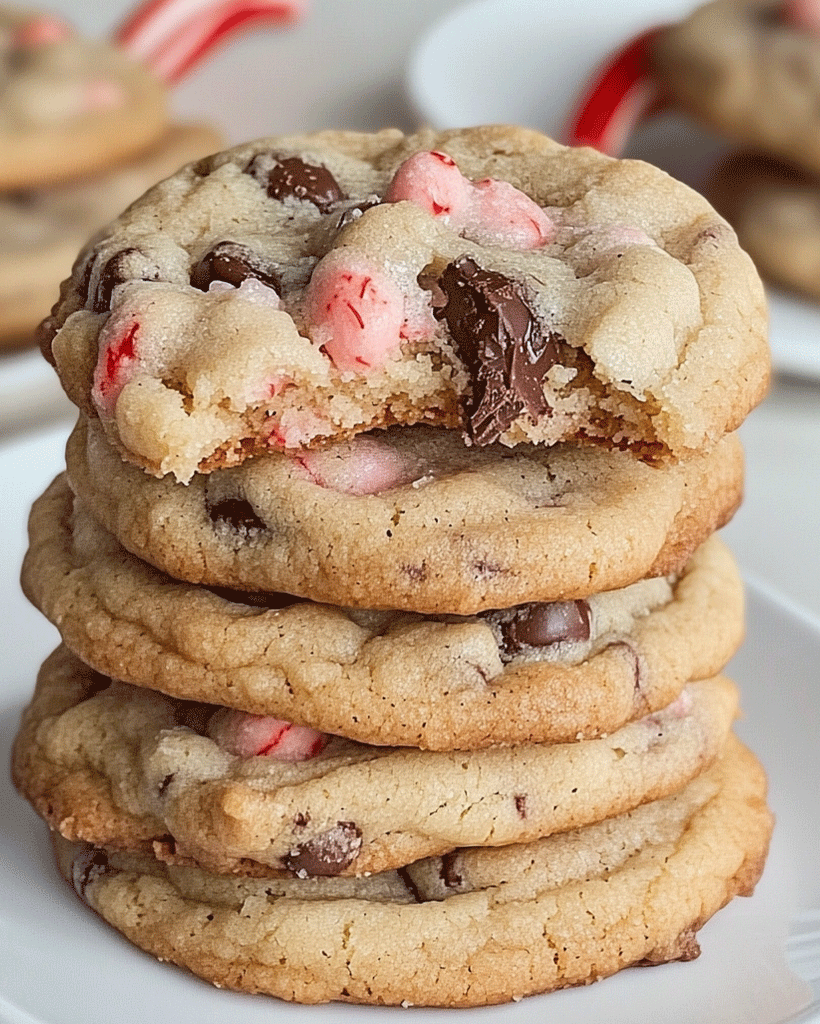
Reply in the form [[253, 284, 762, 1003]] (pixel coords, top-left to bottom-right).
[[50, 735, 772, 1006], [708, 150, 820, 298], [651, 0, 820, 175], [39, 124, 768, 481], [0, 123, 221, 351], [23, 473, 746, 749], [65, 417, 745, 614], [0, 6, 169, 189], [12, 646, 739, 877]]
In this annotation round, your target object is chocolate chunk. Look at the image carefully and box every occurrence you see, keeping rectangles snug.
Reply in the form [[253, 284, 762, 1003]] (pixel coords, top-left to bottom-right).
[[514, 794, 528, 818], [86, 247, 163, 313], [71, 846, 112, 901], [205, 496, 266, 535], [439, 851, 463, 889], [432, 256, 563, 444], [501, 599, 591, 652], [335, 198, 379, 230], [204, 585, 302, 610], [246, 153, 345, 211], [190, 241, 282, 293], [397, 866, 424, 903], [283, 821, 362, 877]]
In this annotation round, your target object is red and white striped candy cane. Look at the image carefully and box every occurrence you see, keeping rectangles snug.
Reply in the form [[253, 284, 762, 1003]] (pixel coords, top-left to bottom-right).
[[115, 0, 307, 83], [563, 27, 667, 157]]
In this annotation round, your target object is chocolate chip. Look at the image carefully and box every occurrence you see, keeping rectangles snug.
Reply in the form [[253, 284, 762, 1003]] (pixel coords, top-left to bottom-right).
[[157, 773, 175, 797], [204, 585, 303, 610], [397, 866, 424, 903], [432, 256, 563, 445], [245, 153, 345, 212], [71, 846, 111, 901], [514, 794, 528, 819], [439, 851, 463, 889], [502, 600, 591, 652], [85, 247, 163, 313], [205, 496, 266, 535], [190, 241, 282, 293], [283, 821, 362, 877], [335, 198, 380, 230]]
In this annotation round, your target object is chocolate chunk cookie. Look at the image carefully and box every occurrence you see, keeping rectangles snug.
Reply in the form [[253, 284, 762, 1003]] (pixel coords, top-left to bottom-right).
[[39, 125, 768, 481]]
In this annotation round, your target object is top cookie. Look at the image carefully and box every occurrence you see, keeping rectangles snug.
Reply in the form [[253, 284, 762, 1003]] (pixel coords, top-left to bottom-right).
[[652, 0, 820, 175], [0, 6, 168, 190], [40, 125, 768, 482]]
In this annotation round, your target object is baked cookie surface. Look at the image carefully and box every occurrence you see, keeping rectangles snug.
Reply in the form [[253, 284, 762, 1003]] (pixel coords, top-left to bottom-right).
[[708, 150, 820, 299], [0, 123, 220, 350], [40, 125, 768, 481], [12, 646, 739, 877], [0, 6, 169, 189], [50, 735, 772, 1006], [65, 417, 745, 614], [651, 0, 820, 174], [23, 473, 746, 749]]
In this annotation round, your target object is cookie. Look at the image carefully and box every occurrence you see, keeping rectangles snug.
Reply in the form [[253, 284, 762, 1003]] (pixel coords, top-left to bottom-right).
[[37, 124, 768, 482], [65, 417, 745, 615], [0, 6, 169, 190], [0, 123, 221, 352], [49, 734, 771, 1006], [707, 149, 820, 299], [23, 473, 746, 750], [651, 0, 820, 175], [12, 646, 739, 877]]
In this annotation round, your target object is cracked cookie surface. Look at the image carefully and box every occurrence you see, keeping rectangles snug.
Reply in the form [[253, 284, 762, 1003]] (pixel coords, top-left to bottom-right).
[[65, 417, 745, 614], [40, 124, 768, 481], [23, 473, 746, 749], [50, 735, 772, 1006], [12, 647, 738, 877]]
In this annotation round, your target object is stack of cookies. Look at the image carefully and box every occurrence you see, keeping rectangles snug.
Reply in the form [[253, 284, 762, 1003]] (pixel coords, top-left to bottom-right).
[[14, 125, 775, 1007], [0, 4, 220, 353], [650, 0, 820, 301]]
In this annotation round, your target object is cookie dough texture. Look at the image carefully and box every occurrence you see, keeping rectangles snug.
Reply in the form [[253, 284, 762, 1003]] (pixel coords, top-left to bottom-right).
[[0, 123, 221, 349], [0, 6, 169, 189], [52, 735, 772, 1006], [23, 474, 746, 749], [708, 150, 820, 298], [12, 647, 739, 876], [65, 417, 745, 614], [40, 124, 768, 481], [651, 0, 820, 174]]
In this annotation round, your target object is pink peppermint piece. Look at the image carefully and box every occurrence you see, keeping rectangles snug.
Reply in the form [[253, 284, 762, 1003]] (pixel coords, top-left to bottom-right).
[[785, 0, 820, 32], [305, 259, 407, 372], [207, 708, 328, 761], [469, 178, 555, 249], [12, 14, 72, 46], [384, 150, 473, 222], [92, 321, 140, 416], [82, 78, 125, 113], [385, 150, 553, 249], [296, 436, 418, 495]]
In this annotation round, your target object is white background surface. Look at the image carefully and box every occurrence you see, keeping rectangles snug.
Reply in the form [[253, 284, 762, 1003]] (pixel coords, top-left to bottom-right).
[[1, 0, 819, 1020]]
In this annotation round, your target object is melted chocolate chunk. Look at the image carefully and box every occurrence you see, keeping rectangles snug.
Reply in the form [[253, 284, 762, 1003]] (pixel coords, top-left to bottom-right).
[[500, 599, 591, 653], [190, 241, 282, 293], [205, 496, 266, 535], [85, 247, 163, 313], [71, 846, 112, 901], [432, 256, 563, 445], [397, 866, 424, 904], [205, 584, 303, 610], [246, 153, 345, 212], [439, 851, 463, 889], [283, 821, 362, 877]]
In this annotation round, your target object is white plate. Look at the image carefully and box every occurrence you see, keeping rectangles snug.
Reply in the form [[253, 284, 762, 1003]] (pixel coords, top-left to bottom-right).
[[0, 423, 818, 1023], [406, 0, 820, 382]]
